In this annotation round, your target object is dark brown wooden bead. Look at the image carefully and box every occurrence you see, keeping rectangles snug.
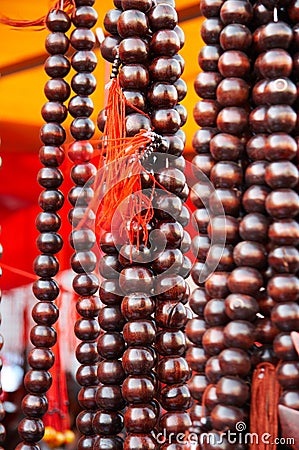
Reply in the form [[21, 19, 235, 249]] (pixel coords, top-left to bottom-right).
[[155, 274, 187, 302], [123, 320, 156, 346], [70, 27, 95, 50], [202, 327, 226, 355], [209, 244, 235, 272], [39, 146, 65, 167], [219, 348, 251, 377], [205, 272, 229, 298], [189, 288, 209, 316], [122, 375, 155, 403], [156, 356, 189, 384], [255, 50, 292, 78], [220, 0, 253, 24], [103, 8, 121, 34], [201, 0, 225, 17], [97, 332, 126, 359], [120, 266, 153, 294], [124, 404, 157, 433], [100, 35, 121, 62], [72, 273, 99, 296], [266, 105, 297, 133], [156, 301, 188, 329], [216, 376, 249, 406], [149, 4, 177, 30], [193, 100, 220, 128], [119, 38, 149, 64], [272, 302, 299, 331], [159, 411, 192, 434], [269, 219, 299, 246], [123, 347, 156, 375], [266, 189, 299, 219], [216, 107, 247, 135], [121, 293, 154, 320], [225, 294, 258, 321], [30, 325, 56, 348], [198, 44, 222, 71], [44, 78, 70, 102], [40, 122, 66, 146], [211, 404, 246, 431], [220, 23, 252, 50], [71, 250, 97, 273], [218, 50, 250, 78], [228, 266, 263, 295], [71, 72, 96, 95], [118, 10, 149, 38], [37, 167, 63, 189], [253, 21, 293, 53], [99, 306, 125, 332], [211, 161, 243, 188], [194, 72, 222, 99], [204, 299, 228, 326], [41, 102, 67, 124], [186, 346, 208, 372], [265, 133, 297, 161], [242, 185, 270, 214], [21, 394, 48, 418], [32, 301, 58, 327], [151, 108, 181, 134], [245, 161, 268, 186], [269, 246, 299, 274], [76, 364, 98, 386], [122, 0, 152, 11], [150, 30, 180, 56], [93, 411, 123, 435], [208, 215, 239, 245], [32, 278, 59, 301], [233, 240, 267, 269], [149, 57, 181, 82], [69, 96, 94, 120], [77, 410, 96, 436], [75, 318, 100, 341], [249, 106, 268, 134], [45, 54, 70, 78], [78, 436, 98, 450], [45, 32, 69, 54], [70, 228, 96, 252], [185, 317, 208, 345], [274, 332, 298, 360], [28, 348, 54, 370], [76, 341, 99, 364], [46, 10, 71, 32], [78, 386, 98, 410], [279, 390, 299, 410], [125, 113, 151, 136], [239, 213, 268, 243], [205, 355, 222, 383], [148, 81, 179, 108], [123, 435, 157, 450], [99, 279, 123, 305], [210, 188, 241, 216], [201, 18, 223, 44], [98, 254, 122, 279], [96, 385, 125, 411], [33, 254, 59, 278], [76, 295, 101, 318], [265, 161, 298, 189], [72, 6, 98, 28], [217, 78, 249, 107], [24, 370, 52, 394], [276, 361, 299, 389], [268, 274, 299, 302], [36, 232, 63, 254], [18, 418, 44, 443], [224, 320, 256, 349], [188, 373, 208, 401], [98, 360, 125, 385]]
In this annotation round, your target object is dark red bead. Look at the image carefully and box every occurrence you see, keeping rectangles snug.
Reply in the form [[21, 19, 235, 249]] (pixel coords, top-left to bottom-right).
[[117, 10, 149, 38], [150, 30, 180, 56], [46, 10, 71, 32], [45, 32, 69, 54], [97, 332, 126, 359], [219, 348, 251, 377], [18, 418, 44, 443], [218, 50, 250, 77], [24, 370, 52, 394], [28, 348, 54, 370], [202, 327, 226, 355], [157, 356, 189, 384], [198, 44, 222, 72], [122, 347, 156, 375], [124, 404, 157, 433], [98, 360, 125, 385], [93, 411, 123, 435], [30, 325, 56, 348], [201, 18, 223, 44], [220, 23, 252, 50], [216, 376, 249, 406], [96, 385, 125, 411], [122, 375, 155, 403], [276, 361, 299, 389], [21, 394, 48, 418]]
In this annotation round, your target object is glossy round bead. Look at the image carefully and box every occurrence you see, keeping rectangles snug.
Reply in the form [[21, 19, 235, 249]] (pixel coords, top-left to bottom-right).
[[219, 348, 251, 376], [210, 133, 243, 161], [276, 361, 299, 389], [194, 72, 222, 99], [155, 301, 187, 329], [202, 327, 226, 355], [78, 386, 98, 410], [151, 108, 181, 134], [121, 293, 154, 320], [44, 54, 70, 78], [159, 411, 192, 435], [75, 318, 100, 341], [76, 364, 98, 387], [217, 78, 249, 107], [149, 57, 181, 83], [100, 35, 121, 62], [149, 4, 177, 30], [123, 347, 156, 375], [30, 325, 56, 348], [220, 23, 252, 50], [97, 332, 126, 359], [269, 219, 299, 246], [72, 6, 98, 28], [253, 21, 293, 53], [205, 272, 229, 299], [224, 320, 256, 349], [185, 317, 208, 345], [156, 357, 189, 384], [267, 273, 299, 302], [98, 360, 125, 385], [122, 375, 155, 403], [265, 161, 298, 189], [209, 215, 239, 245], [72, 273, 99, 296], [93, 411, 123, 436], [78, 436, 98, 450], [28, 348, 54, 370], [273, 332, 298, 361], [40, 122, 66, 146], [120, 267, 153, 294], [216, 107, 247, 135], [218, 50, 250, 77], [201, 0, 225, 16], [255, 50, 292, 78], [32, 278, 59, 301], [68, 96, 94, 120], [266, 105, 296, 133], [99, 280, 122, 305], [70, 27, 95, 50], [239, 213, 268, 243], [122, 0, 152, 11], [220, 0, 253, 24], [18, 418, 44, 443], [148, 83, 178, 109], [123, 320, 156, 346], [204, 299, 228, 326], [216, 376, 249, 406], [193, 100, 220, 128], [117, 10, 149, 38], [119, 38, 149, 64], [126, 113, 151, 136], [46, 10, 71, 32], [21, 394, 48, 418], [24, 370, 52, 394], [96, 385, 125, 412], [186, 346, 208, 373], [210, 161, 242, 188], [198, 44, 222, 71], [76, 342, 99, 364], [211, 404, 245, 431], [123, 434, 157, 450], [150, 30, 180, 56], [71, 72, 96, 95], [124, 405, 157, 433], [279, 390, 299, 410], [41, 101, 67, 124], [266, 189, 299, 219], [33, 254, 59, 278], [268, 246, 299, 274], [205, 356, 222, 383], [245, 161, 268, 186], [233, 241, 267, 269], [242, 185, 270, 214], [44, 78, 70, 102], [201, 18, 223, 44], [45, 32, 69, 54], [99, 306, 125, 332], [272, 302, 299, 331], [188, 373, 208, 401], [265, 133, 297, 161], [39, 146, 65, 168], [225, 294, 258, 321], [76, 295, 101, 318], [228, 266, 263, 295]]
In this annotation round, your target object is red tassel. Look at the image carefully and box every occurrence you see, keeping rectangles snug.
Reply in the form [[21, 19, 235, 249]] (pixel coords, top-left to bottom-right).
[[0, 0, 75, 29], [250, 362, 281, 450], [92, 77, 156, 248]]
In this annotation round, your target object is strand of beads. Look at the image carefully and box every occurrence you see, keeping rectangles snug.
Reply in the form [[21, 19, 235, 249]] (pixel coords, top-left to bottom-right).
[[67, 2, 101, 449], [252, 2, 299, 417], [15, 8, 71, 450]]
